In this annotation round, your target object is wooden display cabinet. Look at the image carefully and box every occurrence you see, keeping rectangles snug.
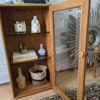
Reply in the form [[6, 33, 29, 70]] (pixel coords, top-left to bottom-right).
[[0, 4, 52, 98], [0, 0, 90, 100]]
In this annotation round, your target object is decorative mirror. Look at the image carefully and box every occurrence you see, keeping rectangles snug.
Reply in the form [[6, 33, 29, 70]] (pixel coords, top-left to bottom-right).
[[61, 4, 100, 66]]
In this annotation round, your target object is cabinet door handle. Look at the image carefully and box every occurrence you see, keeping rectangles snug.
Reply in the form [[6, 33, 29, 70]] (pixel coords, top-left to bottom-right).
[[79, 51, 84, 59]]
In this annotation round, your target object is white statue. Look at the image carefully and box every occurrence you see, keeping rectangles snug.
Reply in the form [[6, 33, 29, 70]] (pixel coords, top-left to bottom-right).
[[31, 16, 41, 33]]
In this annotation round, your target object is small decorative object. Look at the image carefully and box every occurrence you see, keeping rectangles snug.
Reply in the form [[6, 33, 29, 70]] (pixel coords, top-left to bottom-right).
[[38, 43, 46, 57], [61, 4, 100, 67], [13, 0, 23, 4], [29, 65, 47, 85], [13, 50, 38, 63], [14, 21, 26, 33], [4, 0, 13, 4], [16, 67, 26, 89], [24, 0, 45, 3], [31, 16, 41, 33], [45, 0, 49, 4], [19, 43, 27, 54]]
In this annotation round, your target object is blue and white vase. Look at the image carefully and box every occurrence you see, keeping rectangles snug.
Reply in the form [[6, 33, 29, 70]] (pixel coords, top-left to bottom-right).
[[38, 44, 46, 56], [4, 0, 13, 4]]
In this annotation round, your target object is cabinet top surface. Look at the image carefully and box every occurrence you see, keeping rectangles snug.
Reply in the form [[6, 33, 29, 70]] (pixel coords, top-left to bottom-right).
[[0, 3, 50, 8]]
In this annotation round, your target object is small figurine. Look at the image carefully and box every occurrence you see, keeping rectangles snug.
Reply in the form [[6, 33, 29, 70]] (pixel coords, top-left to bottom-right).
[[38, 43, 46, 57], [19, 43, 27, 54], [16, 67, 26, 89], [31, 16, 41, 33]]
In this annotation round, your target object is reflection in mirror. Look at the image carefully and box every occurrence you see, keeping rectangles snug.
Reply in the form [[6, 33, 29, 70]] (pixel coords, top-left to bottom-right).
[[85, 0, 100, 99], [54, 8, 81, 99]]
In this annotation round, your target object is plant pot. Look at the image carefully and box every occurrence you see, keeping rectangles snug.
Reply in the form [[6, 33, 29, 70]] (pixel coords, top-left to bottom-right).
[[29, 65, 47, 85]]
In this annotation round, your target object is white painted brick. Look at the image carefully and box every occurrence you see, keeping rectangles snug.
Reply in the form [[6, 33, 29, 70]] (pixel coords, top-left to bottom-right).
[[0, 32, 9, 84]]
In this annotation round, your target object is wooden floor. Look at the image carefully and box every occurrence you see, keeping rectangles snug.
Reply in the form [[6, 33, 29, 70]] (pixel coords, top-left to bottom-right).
[[1, 67, 100, 100], [56, 67, 100, 91], [0, 83, 56, 100]]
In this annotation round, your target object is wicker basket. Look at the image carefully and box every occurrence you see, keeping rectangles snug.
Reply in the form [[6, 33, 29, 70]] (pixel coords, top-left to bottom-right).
[[29, 65, 47, 85]]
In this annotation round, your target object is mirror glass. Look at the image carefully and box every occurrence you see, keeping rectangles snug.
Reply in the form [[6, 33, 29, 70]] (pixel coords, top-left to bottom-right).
[[85, 0, 100, 99]]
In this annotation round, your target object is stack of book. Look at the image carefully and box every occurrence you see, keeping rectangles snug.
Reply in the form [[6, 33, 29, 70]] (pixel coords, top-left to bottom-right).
[[13, 50, 38, 64]]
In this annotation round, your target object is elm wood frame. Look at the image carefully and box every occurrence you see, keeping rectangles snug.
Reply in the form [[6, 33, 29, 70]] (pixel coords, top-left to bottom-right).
[[49, 0, 90, 100], [0, 4, 52, 98]]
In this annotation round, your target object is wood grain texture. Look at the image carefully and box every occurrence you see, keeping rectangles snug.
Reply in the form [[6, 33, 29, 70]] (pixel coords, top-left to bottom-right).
[[1, 8, 47, 35], [50, 0, 84, 11], [0, 4, 51, 98], [0, 1, 91, 99], [0, 12, 15, 98], [15, 82, 52, 98], [0, 4, 49, 7], [50, 0, 90, 100], [77, 0, 90, 100]]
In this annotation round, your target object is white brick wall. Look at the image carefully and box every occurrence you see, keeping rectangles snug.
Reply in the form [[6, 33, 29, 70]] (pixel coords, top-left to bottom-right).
[[0, 32, 9, 84]]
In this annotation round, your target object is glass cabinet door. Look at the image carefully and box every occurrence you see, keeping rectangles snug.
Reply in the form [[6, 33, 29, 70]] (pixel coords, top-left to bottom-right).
[[54, 8, 81, 100], [50, 0, 90, 100]]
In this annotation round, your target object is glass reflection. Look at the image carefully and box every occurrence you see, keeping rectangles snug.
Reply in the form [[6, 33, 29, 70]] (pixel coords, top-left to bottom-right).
[[85, 0, 100, 99], [54, 8, 81, 99]]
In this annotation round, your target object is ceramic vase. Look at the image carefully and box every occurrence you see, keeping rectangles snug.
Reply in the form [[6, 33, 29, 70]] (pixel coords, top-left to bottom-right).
[[31, 16, 41, 33], [45, 0, 50, 4], [38, 44, 46, 56], [16, 67, 26, 89], [4, 0, 13, 4], [13, 0, 23, 4]]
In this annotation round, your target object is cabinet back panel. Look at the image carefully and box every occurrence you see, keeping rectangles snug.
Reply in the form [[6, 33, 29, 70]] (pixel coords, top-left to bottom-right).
[[1, 8, 47, 35], [6, 35, 46, 56]]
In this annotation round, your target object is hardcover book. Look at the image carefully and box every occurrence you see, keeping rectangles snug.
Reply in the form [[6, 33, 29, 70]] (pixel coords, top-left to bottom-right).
[[13, 50, 38, 63]]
